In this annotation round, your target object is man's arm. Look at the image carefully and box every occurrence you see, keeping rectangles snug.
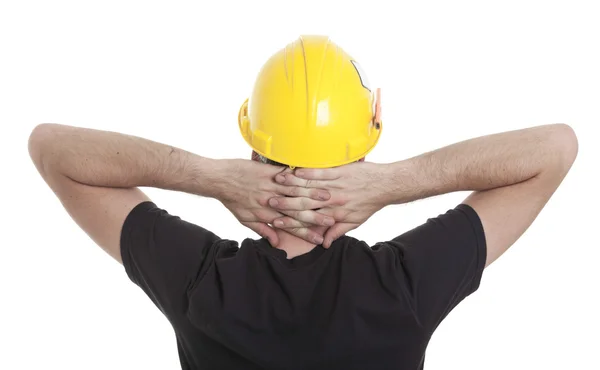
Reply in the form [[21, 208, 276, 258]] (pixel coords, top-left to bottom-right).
[[388, 123, 578, 266], [269, 124, 578, 266], [27, 124, 224, 262]]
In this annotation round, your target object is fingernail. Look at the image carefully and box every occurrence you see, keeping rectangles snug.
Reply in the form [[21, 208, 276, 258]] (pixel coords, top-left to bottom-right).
[[318, 192, 329, 200], [313, 236, 324, 244], [324, 217, 334, 226], [276, 174, 285, 183], [269, 198, 279, 207], [274, 220, 283, 227], [296, 170, 304, 177]]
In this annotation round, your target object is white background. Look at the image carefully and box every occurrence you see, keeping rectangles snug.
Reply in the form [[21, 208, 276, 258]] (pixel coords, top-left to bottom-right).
[[1, 1, 598, 369]]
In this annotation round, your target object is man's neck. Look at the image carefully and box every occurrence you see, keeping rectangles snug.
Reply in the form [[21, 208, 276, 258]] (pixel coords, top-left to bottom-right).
[[273, 226, 328, 259]]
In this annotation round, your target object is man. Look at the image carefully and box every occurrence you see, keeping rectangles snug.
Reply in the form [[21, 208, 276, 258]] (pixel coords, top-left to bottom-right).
[[28, 36, 578, 369]]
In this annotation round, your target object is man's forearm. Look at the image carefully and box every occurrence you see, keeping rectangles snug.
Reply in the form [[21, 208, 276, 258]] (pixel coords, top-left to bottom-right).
[[29, 124, 223, 197], [386, 124, 571, 204]]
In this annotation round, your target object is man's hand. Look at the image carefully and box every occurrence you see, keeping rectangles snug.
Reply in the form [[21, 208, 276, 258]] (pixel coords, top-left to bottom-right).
[[215, 159, 335, 246], [268, 162, 392, 248]]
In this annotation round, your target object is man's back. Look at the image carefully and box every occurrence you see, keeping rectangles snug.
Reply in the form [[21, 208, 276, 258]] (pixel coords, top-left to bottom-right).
[[121, 201, 486, 369]]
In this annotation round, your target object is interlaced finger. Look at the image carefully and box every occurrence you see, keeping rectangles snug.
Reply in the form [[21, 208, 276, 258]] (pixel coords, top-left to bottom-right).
[[268, 196, 330, 211], [280, 226, 324, 245], [233, 207, 286, 226], [294, 167, 342, 181], [274, 172, 331, 189], [274, 209, 335, 227], [273, 217, 312, 229], [274, 184, 331, 201]]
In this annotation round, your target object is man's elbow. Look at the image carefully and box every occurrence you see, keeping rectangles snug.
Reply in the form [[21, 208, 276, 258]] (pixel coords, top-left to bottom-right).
[[545, 123, 578, 177], [556, 123, 578, 167], [28, 123, 60, 178]]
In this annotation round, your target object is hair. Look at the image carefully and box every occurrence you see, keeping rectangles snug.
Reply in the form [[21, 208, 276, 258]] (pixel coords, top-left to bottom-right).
[[253, 151, 286, 167], [252, 151, 365, 168]]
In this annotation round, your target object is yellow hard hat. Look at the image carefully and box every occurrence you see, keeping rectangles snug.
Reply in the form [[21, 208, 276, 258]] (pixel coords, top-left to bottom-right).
[[238, 35, 382, 168]]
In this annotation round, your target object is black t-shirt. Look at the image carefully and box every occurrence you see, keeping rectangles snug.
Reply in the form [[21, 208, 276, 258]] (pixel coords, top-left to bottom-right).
[[121, 201, 486, 370]]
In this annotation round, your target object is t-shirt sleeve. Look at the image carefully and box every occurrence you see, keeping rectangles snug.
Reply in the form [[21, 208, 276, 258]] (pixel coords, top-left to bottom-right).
[[120, 201, 221, 315], [388, 204, 487, 333]]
